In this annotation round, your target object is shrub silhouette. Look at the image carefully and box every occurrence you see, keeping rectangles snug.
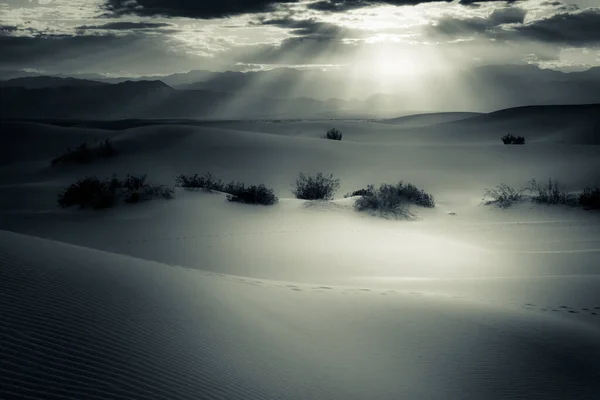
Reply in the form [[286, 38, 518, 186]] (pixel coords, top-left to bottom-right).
[[344, 188, 375, 198], [57, 176, 119, 209], [52, 139, 117, 166], [175, 173, 224, 191], [98, 139, 117, 158], [528, 178, 573, 205], [323, 128, 343, 141], [501, 134, 525, 145], [292, 173, 340, 200], [225, 182, 278, 205], [52, 143, 93, 165], [354, 182, 435, 217], [484, 184, 524, 208], [58, 174, 173, 209], [579, 187, 600, 210], [121, 174, 174, 203], [176, 173, 277, 205]]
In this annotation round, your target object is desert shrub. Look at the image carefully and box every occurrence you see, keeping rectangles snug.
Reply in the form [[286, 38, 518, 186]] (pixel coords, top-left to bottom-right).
[[122, 174, 174, 203], [354, 182, 435, 217], [528, 178, 573, 205], [292, 173, 340, 200], [484, 184, 524, 208], [51, 143, 92, 165], [579, 187, 600, 210], [51, 139, 117, 166], [175, 173, 224, 191], [58, 174, 173, 208], [323, 128, 343, 141], [57, 176, 118, 209], [501, 134, 525, 145], [98, 139, 117, 158], [225, 182, 278, 205], [344, 187, 375, 198]]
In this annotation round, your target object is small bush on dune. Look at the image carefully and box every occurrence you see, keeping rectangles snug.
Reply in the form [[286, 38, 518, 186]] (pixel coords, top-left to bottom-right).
[[579, 187, 600, 210], [175, 173, 224, 191], [52, 139, 117, 166], [98, 139, 117, 158], [344, 187, 375, 198], [323, 128, 343, 141], [513, 136, 525, 145], [176, 173, 277, 205], [354, 182, 435, 217], [292, 173, 340, 200], [57, 176, 119, 209], [225, 182, 278, 205], [58, 174, 173, 209], [484, 184, 524, 208], [501, 134, 525, 145], [122, 174, 174, 204], [52, 143, 92, 165], [528, 178, 573, 205]]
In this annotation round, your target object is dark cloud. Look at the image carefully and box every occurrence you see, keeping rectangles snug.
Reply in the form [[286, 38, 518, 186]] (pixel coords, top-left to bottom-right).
[[257, 18, 348, 38], [103, 0, 300, 19], [431, 7, 600, 46], [431, 7, 526, 37], [103, 0, 519, 18], [0, 33, 221, 75], [308, 0, 516, 12], [77, 22, 173, 30], [513, 8, 600, 45]]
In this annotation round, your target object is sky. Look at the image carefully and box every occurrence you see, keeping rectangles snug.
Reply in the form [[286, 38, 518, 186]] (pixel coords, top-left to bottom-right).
[[1, 0, 600, 78]]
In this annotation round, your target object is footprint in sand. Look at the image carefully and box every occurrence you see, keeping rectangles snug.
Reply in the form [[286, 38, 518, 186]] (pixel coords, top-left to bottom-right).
[[568, 310, 578, 314], [291, 288, 302, 291]]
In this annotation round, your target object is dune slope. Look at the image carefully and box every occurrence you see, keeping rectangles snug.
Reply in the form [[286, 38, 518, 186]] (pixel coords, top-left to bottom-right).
[[2, 230, 600, 400]]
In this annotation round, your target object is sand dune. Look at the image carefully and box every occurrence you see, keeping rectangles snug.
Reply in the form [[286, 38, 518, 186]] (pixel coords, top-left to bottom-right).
[[379, 112, 482, 127], [2, 230, 600, 400], [2, 106, 600, 399]]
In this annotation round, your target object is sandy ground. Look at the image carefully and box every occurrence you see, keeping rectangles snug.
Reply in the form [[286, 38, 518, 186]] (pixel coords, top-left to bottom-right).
[[1, 111, 600, 399]]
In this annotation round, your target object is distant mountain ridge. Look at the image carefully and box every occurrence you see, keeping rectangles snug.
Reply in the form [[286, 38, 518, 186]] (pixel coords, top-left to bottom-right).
[[3, 64, 600, 118]]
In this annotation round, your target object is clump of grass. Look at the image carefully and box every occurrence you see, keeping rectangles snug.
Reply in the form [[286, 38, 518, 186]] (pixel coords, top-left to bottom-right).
[[58, 174, 173, 209], [176, 173, 277, 205], [51, 139, 117, 166], [57, 176, 119, 209], [225, 182, 278, 205], [354, 182, 435, 218], [579, 187, 600, 210], [98, 139, 117, 158], [501, 134, 525, 145], [528, 178, 574, 205], [344, 188, 375, 198], [484, 183, 524, 208], [323, 128, 343, 141], [175, 173, 224, 191], [292, 173, 340, 200], [122, 174, 174, 203]]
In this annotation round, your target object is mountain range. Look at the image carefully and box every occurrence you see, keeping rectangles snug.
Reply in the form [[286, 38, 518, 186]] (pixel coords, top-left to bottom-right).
[[2, 64, 600, 119]]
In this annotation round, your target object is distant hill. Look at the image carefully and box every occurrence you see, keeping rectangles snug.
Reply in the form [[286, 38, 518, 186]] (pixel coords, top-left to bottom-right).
[[0, 76, 109, 89], [0, 80, 369, 120], [381, 112, 482, 127], [429, 103, 600, 145]]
